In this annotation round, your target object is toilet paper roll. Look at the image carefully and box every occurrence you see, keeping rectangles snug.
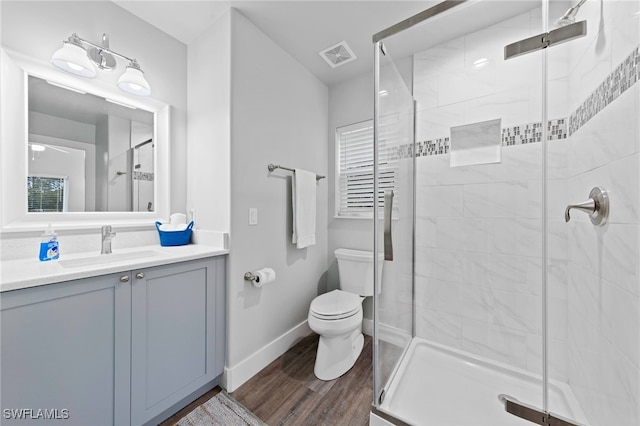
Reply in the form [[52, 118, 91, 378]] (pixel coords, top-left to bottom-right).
[[253, 267, 276, 288]]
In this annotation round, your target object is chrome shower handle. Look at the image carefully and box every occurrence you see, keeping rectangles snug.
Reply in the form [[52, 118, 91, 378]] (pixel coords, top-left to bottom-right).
[[565, 187, 609, 226], [384, 190, 394, 261]]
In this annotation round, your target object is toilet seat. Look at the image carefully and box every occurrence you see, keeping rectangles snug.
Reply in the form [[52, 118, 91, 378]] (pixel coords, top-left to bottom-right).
[[310, 289, 362, 320]]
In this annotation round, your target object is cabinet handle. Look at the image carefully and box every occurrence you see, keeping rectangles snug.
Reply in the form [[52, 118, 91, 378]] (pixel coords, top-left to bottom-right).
[[136, 272, 145, 279], [119, 275, 130, 283]]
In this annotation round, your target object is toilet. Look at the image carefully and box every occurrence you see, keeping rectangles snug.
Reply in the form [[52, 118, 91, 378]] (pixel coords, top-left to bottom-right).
[[308, 248, 383, 381]]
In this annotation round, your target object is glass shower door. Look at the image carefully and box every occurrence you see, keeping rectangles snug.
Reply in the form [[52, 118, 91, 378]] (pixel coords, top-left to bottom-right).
[[372, 1, 554, 424], [372, 1, 640, 425]]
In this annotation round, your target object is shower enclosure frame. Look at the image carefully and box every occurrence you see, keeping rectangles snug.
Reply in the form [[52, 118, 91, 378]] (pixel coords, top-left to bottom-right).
[[369, 0, 587, 424]]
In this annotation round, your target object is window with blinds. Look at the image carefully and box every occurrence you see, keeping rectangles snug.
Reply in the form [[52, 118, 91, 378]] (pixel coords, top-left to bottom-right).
[[336, 120, 396, 218], [28, 176, 66, 212]]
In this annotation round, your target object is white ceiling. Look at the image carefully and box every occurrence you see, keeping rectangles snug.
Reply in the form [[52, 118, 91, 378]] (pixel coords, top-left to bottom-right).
[[112, 0, 541, 87]]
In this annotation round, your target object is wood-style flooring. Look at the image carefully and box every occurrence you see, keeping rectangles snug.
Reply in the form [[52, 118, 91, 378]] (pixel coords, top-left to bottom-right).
[[162, 333, 373, 426]]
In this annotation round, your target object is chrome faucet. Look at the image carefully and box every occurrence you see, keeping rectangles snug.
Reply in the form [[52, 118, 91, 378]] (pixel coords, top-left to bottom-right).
[[101, 225, 116, 254], [565, 187, 609, 226]]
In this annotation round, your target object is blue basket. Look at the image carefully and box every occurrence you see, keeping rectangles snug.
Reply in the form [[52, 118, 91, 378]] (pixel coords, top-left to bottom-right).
[[155, 221, 194, 247]]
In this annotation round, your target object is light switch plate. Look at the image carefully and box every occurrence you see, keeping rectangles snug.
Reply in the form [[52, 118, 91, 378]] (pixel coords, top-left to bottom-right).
[[249, 208, 258, 225]]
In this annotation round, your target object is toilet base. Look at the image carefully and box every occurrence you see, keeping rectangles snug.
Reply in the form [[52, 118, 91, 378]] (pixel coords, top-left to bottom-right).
[[314, 327, 364, 381]]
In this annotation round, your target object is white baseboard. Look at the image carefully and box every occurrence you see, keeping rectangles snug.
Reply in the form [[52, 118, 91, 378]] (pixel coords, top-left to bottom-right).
[[222, 320, 312, 392], [379, 323, 412, 347], [362, 319, 411, 348], [363, 318, 373, 337]]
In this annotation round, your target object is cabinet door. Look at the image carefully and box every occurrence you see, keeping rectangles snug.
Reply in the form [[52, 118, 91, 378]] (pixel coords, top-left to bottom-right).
[[1, 273, 131, 426], [130, 258, 223, 425]]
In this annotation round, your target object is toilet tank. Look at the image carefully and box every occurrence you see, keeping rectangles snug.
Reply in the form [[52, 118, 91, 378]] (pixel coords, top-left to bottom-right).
[[335, 248, 384, 296]]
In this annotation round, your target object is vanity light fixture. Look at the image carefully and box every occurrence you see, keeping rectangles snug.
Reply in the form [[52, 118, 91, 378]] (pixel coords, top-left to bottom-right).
[[51, 33, 151, 96]]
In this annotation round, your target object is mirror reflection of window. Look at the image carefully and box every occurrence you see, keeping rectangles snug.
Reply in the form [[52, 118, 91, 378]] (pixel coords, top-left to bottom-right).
[[27, 76, 154, 213], [27, 176, 67, 212], [28, 143, 85, 211]]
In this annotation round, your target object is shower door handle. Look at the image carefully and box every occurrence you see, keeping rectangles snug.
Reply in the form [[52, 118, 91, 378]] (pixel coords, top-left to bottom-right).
[[384, 190, 394, 261]]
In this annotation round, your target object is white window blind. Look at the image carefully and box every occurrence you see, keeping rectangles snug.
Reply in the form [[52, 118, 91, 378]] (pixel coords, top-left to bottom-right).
[[336, 120, 397, 218], [28, 176, 67, 212]]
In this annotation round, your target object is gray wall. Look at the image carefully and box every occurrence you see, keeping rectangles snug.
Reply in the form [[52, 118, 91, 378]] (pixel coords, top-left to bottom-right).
[[227, 8, 329, 370], [188, 8, 329, 390], [187, 10, 231, 233]]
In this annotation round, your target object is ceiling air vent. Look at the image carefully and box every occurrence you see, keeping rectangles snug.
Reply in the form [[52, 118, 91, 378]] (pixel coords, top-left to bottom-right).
[[319, 40, 357, 68]]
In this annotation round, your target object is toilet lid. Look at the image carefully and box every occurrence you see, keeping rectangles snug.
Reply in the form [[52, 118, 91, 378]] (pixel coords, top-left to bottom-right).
[[310, 290, 362, 320]]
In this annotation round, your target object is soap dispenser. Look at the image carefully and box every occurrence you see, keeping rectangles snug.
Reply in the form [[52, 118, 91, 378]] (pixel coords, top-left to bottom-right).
[[39, 224, 59, 261]]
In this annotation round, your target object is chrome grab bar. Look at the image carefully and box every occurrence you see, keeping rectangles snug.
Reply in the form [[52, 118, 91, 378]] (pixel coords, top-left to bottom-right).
[[565, 187, 609, 226], [384, 190, 394, 261]]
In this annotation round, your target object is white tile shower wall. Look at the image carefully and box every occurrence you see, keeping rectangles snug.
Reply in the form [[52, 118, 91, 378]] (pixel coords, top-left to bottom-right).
[[414, 144, 561, 376], [414, 8, 545, 141], [565, 87, 640, 426], [412, 6, 568, 378], [413, 7, 640, 412], [561, 2, 640, 424]]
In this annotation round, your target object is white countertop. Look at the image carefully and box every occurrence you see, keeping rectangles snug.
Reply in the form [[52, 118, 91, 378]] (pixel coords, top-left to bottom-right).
[[0, 244, 228, 293]]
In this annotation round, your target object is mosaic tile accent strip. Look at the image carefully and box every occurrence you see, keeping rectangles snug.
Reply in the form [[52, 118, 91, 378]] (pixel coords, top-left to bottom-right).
[[569, 46, 639, 135], [502, 122, 541, 146], [133, 171, 154, 181], [392, 118, 568, 159], [392, 45, 638, 160], [501, 119, 567, 146]]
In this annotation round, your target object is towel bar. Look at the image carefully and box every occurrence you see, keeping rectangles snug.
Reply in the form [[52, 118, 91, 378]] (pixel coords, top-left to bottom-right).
[[268, 163, 325, 180]]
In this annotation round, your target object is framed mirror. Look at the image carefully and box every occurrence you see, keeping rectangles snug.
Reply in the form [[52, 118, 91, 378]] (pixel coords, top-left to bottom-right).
[[1, 48, 170, 232]]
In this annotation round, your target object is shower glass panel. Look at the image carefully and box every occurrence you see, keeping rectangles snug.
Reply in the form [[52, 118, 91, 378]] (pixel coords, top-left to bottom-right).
[[373, 1, 640, 425], [372, 1, 558, 424], [373, 42, 416, 405]]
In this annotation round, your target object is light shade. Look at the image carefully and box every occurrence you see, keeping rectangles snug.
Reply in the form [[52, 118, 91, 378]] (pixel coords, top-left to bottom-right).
[[117, 63, 151, 96], [51, 41, 96, 78]]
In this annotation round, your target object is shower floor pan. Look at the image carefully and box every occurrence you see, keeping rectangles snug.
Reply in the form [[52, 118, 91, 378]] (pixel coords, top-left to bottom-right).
[[375, 337, 588, 426]]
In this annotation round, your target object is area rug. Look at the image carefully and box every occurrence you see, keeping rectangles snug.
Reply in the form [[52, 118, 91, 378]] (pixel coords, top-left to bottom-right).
[[177, 391, 266, 426]]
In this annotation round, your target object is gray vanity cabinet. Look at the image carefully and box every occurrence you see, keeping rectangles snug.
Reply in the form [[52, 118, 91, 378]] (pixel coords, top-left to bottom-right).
[[0, 256, 226, 426], [0, 272, 132, 426], [130, 257, 226, 425]]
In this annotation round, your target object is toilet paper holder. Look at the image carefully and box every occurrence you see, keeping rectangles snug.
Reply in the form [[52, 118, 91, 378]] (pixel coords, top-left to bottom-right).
[[244, 272, 257, 282]]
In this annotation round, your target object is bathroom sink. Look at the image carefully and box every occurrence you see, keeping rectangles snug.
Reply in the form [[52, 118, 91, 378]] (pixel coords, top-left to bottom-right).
[[59, 250, 161, 269]]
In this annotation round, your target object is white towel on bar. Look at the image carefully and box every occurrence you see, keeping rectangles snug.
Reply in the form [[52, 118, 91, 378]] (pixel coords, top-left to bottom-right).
[[292, 168, 316, 249]]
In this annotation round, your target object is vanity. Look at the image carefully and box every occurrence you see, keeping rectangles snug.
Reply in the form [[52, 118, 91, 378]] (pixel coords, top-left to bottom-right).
[[1, 247, 227, 426], [0, 44, 227, 425]]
